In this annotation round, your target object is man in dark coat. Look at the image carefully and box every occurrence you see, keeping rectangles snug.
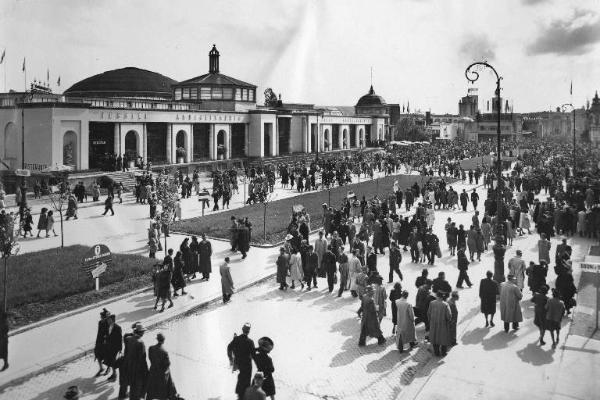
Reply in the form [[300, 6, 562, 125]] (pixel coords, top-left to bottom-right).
[[94, 308, 110, 376], [227, 323, 256, 400], [147, 333, 177, 400], [456, 249, 473, 288], [104, 314, 122, 382], [276, 248, 289, 290], [237, 222, 250, 259], [305, 245, 319, 290], [121, 322, 148, 400], [460, 189, 469, 212], [358, 285, 386, 346], [470, 189, 479, 210], [432, 271, 452, 294], [479, 270, 498, 327], [388, 241, 403, 283], [199, 234, 213, 280], [322, 246, 338, 293]]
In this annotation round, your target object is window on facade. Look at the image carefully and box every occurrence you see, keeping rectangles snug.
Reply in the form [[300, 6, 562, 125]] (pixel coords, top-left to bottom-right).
[[235, 88, 242, 101], [200, 87, 211, 100], [242, 89, 248, 101], [174, 88, 182, 100], [223, 88, 233, 99], [212, 87, 223, 99], [190, 87, 198, 100], [182, 88, 190, 99], [249, 90, 254, 102]]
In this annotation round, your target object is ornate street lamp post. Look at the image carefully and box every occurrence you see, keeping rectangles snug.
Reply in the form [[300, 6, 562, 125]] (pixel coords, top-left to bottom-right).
[[560, 103, 576, 177], [465, 61, 505, 282]]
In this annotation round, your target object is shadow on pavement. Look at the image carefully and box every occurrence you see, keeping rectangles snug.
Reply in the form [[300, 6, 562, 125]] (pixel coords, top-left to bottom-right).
[[6, 375, 115, 400], [516, 342, 556, 366], [461, 327, 490, 345]]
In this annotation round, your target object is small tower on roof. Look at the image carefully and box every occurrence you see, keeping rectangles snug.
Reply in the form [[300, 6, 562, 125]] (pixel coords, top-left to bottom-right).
[[209, 44, 220, 74]]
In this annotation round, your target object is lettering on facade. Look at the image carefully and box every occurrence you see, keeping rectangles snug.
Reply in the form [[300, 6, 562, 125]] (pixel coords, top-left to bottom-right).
[[321, 117, 370, 124], [100, 112, 147, 121], [98, 111, 244, 123], [174, 113, 243, 122]]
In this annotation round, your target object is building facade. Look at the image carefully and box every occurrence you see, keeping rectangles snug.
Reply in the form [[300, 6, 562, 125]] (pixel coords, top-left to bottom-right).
[[0, 45, 388, 172]]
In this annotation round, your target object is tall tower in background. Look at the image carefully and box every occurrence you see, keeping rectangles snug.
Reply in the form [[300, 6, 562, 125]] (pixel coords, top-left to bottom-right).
[[458, 88, 478, 118]]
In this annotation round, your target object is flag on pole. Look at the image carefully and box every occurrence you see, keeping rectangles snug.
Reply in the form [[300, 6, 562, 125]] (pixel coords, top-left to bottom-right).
[[0, 50, 5, 64], [57, 76, 61, 86], [570, 80, 572, 96], [47, 68, 49, 82], [22, 57, 25, 71]]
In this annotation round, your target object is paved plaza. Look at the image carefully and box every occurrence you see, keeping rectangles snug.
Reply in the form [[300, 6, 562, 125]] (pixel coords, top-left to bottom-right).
[[0, 174, 597, 400]]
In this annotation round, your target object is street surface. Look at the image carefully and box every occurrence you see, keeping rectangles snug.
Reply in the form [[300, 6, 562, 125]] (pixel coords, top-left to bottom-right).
[[1, 175, 596, 400]]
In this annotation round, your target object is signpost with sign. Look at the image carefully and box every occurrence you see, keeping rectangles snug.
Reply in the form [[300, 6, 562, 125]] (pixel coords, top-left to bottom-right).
[[581, 259, 600, 331], [15, 169, 31, 177], [81, 244, 112, 291]]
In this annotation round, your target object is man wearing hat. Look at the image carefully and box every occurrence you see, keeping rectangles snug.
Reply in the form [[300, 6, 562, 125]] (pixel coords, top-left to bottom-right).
[[427, 290, 452, 356], [508, 250, 526, 291], [227, 323, 256, 400], [499, 274, 523, 333], [147, 333, 178, 400], [119, 322, 148, 400]]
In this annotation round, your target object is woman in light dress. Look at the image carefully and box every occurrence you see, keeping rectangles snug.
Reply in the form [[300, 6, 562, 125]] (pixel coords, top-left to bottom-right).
[[289, 249, 304, 290]]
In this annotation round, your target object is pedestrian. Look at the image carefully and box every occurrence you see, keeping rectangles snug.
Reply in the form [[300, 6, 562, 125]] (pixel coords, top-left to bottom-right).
[[171, 251, 187, 296], [46, 210, 58, 237], [395, 290, 417, 353], [253, 337, 275, 400], [532, 285, 549, 346], [373, 275, 387, 323], [199, 233, 213, 281], [428, 290, 452, 356], [467, 225, 477, 261], [556, 267, 577, 315], [94, 308, 110, 376], [432, 271, 452, 294], [456, 248, 472, 289], [238, 220, 250, 259], [146, 333, 179, 400], [102, 195, 115, 216], [389, 282, 402, 335], [220, 257, 234, 303], [275, 248, 289, 291], [36, 207, 48, 238], [415, 268, 431, 288], [227, 323, 256, 400], [448, 291, 459, 346], [243, 372, 267, 400], [526, 261, 548, 293], [121, 322, 148, 400], [323, 245, 337, 293], [0, 311, 8, 371], [289, 249, 304, 290], [508, 250, 526, 291], [358, 285, 386, 346], [314, 231, 328, 278], [479, 271, 498, 327], [103, 313, 122, 381], [305, 245, 318, 290], [388, 241, 403, 283], [338, 250, 350, 297], [537, 233, 551, 265], [545, 288, 566, 348], [154, 264, 174, 312], [499, 274, 523, 333], [148, 233, 158, 259]]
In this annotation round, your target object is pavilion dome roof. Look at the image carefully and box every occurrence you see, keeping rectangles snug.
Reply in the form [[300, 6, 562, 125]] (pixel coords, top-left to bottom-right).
[[64, 67, 177, 98], [356, 85, 387, 107]]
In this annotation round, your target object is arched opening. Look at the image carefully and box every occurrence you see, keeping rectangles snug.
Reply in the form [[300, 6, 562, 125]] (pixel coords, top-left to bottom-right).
[[4, 122, 18, 166], [378, 127, 383, 142], [217, 129, 226, 159], [124, 130, 138, 162], [342, 129, 348, 149], [63, 131, 78, 168], [175, 130, 187, 162], [332, 126, 340, 150], [311, 124, 318, 152], [323, 129, 330, 151], [359, 128, 364, 148], [263, 123, 272, 157]]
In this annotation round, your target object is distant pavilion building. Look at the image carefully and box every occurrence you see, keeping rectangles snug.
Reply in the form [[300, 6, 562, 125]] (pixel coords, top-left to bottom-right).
[[0, 45, 389, 172]]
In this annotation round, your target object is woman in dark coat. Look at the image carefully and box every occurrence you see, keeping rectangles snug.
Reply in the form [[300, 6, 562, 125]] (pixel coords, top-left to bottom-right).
[[254, 337, 276, 399], [531, 285, 549, 345], [358, 285, 385, 346], [389, 282, 403, 335], [478, 271, 498, 327], [104, 314, 122, 381], [94, 308, 110, 376], [180, 238, 193, 277], [189, 236, 200, 277], [456, 225, 466, 251], [556, 269, 577, 315], [171, 251, 187, 296]]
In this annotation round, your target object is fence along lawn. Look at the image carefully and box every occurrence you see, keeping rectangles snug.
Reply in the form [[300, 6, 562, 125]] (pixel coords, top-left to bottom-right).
[[172, 174, 433, 245]]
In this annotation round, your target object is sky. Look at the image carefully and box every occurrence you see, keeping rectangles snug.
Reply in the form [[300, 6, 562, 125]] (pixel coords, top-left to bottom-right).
[[1, 0, 599, 113]]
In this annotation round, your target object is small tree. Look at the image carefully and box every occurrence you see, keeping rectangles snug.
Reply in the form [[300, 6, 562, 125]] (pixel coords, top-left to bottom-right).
[[0, 212, 20, 312], [49, 192, 68, 248], [154, 168, 179, 251]]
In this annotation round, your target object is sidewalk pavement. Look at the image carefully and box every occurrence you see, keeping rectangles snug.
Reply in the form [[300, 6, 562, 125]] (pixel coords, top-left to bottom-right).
[[0, 231, 282, 389], [398, 236, 600, 400]]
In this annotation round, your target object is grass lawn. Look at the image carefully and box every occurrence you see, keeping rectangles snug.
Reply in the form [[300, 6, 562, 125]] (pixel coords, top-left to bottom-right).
[[172, 174, 438, 245], [2, 245, 156, 328]]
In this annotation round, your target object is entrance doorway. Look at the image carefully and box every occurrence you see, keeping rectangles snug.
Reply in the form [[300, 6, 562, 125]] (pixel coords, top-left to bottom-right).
[[88, 122, 115, 170], [125, 130, 138, 162]]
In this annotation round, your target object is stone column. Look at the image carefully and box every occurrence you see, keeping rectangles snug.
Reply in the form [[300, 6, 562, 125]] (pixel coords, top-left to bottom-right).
[[80, 121, 89, 170], [226, 127, 232, 159], [209, 124, 216, 160], [186, 127, 193, 163], [166, 124, 173, 164], [244, 123, 249, 156], [114, 123, 121, 155], [142, 124, 148, 162]]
